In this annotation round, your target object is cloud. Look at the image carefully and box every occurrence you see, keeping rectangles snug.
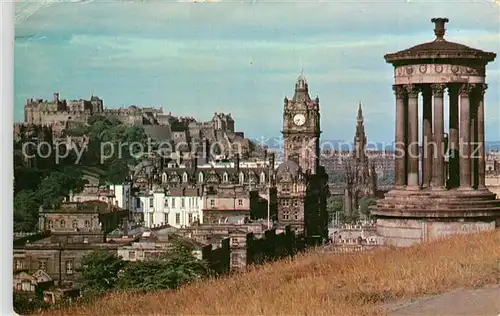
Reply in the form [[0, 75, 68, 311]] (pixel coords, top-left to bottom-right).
[[14, 0, 500, 141]]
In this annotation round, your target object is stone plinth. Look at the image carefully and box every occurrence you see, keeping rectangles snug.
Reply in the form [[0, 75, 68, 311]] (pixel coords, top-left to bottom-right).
[[372, 189, 500, 247]]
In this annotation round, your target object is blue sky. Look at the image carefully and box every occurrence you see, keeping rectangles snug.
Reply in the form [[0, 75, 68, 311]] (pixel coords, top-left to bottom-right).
[[14, 0, 500, 142]]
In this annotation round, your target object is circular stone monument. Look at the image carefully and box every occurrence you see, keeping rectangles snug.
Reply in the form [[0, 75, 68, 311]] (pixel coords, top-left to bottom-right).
[[372, 18, 500, 247]]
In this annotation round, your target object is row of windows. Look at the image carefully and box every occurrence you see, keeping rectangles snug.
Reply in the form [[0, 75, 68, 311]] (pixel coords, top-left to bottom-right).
[[282, 211, 300, 220], [209, 199, 244, 207], [47, 219, 91, 229], [21, 259, 75, 274], [162, 172, 268, 184], [148, 213, 196, 225], [148, 197, 200, 208], [281, 200, 299, 207]]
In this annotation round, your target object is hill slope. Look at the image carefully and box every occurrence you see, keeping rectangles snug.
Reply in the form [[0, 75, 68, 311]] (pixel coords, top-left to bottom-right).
[[41, 230, 500, 316]]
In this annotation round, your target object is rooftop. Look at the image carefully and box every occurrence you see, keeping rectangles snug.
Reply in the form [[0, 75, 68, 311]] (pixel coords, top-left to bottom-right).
[[385, 18, 496, 64]]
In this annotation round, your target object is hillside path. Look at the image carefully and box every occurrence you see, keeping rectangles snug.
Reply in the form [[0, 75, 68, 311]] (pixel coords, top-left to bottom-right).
[[387, 284, 500, 316]]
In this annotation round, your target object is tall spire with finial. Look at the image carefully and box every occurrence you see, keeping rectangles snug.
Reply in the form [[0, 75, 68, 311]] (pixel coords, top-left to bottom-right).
[[354, 102, 367, 163], [431, 17, 449, 41], [357, 101, 363, 122]]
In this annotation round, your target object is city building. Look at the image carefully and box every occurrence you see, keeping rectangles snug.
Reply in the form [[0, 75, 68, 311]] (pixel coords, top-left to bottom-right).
[[276, 74, 330, 243]]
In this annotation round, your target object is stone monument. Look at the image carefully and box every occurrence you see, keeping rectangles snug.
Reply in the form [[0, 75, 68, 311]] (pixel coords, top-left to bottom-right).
[[372, 18, 500, 247]]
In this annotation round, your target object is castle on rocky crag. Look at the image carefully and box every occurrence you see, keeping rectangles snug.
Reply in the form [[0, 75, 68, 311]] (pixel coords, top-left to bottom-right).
[[16, 93, 254, 160]]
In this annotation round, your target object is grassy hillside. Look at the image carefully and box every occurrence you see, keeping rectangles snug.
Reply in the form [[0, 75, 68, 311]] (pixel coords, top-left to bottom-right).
[[40, 230, 500, 316]]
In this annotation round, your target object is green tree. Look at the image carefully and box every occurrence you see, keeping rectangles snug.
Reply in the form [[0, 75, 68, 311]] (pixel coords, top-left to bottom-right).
[[326, 196, 343, 223], [14, 190, 41, 232], [358, 196, 378, 219], [77, 250, 127, 297], [117, 242, 211, 292]]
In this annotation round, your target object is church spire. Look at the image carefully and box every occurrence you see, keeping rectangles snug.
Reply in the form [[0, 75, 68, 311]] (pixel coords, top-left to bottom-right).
[[354, 102, 367, 163], [357, 101, 363, 122]]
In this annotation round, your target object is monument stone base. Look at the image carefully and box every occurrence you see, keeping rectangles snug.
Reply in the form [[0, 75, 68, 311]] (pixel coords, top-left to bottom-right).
[[372, 188, 500, 247]]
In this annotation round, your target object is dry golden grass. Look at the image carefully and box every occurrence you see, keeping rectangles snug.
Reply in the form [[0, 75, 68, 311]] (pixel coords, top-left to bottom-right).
[[40, 230, 500, 316]]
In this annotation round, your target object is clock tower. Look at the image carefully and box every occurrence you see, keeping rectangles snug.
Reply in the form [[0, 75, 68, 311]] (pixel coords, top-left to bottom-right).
[[282, 74, 321, 174]]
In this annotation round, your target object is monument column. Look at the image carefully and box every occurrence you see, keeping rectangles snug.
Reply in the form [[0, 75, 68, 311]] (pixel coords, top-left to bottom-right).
[[448, 85, 460, 188], [393, 85, 407, 188], [431, 83, 446, 189], [477, 84, 488, 189], [422, 85, 433, 188], [405, 84, 420, 189], [459, 83, 475, 190]]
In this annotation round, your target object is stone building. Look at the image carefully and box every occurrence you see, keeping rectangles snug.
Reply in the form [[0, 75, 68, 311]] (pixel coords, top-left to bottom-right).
[[38, 200, 129, 234], [373, 18, 500, 247], [343, 104, 378, 217], [24, 93, 103, 126], [276, 75, 330, 243]]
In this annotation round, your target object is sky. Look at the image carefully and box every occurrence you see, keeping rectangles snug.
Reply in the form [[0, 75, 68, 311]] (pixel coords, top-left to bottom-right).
[[14, 0, 500, 143]]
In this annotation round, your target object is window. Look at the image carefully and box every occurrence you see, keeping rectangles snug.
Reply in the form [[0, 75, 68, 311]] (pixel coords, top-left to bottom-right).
[[198, 172, 204, 183], [38, 259, 47, 271], [21, 281, 31, 292], [260, 172, 266, 184], [83, 237, 89, 244], [16, 283, 21, 291], [294, 211, 299, 220], [181, 198, 185, 208], [283, 211, 290, 220], [223, 172, 229, 182], [171, 198, 176, 208], [164, 199, 168, 208], [182, 172, 188, 183], [231, 237, 239, 247], [72, 220, 78, 229], [48, 220, 54, 229], [84, 220, 90, 228], [164, 213, 168, 224], [293, 200, 298, 207], [175, 213, 180, 225], [231, 253, 239, 267], [60, 220, 65, 228], [282, 200, 290, 207], [210, 199, 215, 207], [65, 260, 74, 275], [129, 251, 136, 260], [188, 213, 193, 224], [239, 172, 244, 184], [15, 259, 23, 270], [238, 199, 243, 206], [149, 198, 154, 207]]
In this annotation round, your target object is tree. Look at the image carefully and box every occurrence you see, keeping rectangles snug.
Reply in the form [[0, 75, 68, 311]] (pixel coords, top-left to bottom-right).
[[14, 190, 41, 232], [77, 250, 127, 297], [358, 196, 378, 219], [116, 242, 211, 292], [326, 196, 343, 223]]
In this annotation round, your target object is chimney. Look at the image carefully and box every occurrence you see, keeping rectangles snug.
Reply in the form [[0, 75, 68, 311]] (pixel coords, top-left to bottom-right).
[[54, 93, 59, 102]]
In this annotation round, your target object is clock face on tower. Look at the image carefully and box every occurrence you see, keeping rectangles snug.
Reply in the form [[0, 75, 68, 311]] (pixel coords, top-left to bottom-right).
[[293, 113, 306, 126]]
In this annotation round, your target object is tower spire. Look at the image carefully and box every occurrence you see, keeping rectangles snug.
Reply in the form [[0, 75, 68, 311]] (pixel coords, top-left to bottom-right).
[[357, 101, 363, 122]]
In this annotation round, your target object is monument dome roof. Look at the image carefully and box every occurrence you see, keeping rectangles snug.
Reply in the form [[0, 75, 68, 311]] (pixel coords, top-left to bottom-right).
[[384, 18, 496, 64]]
